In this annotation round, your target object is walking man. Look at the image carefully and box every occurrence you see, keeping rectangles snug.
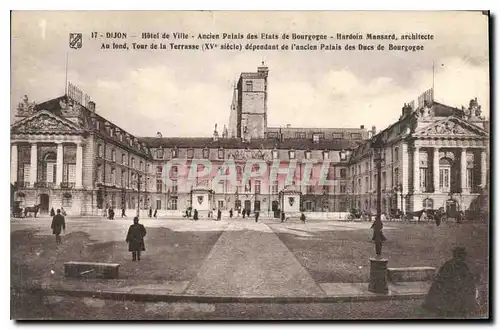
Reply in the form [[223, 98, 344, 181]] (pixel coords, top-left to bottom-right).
[[255, 210, 259, 222], [121, 207, 126, 218], [229, 208, 233, 218], [217, 208, 222, 221], [126, 217, 147, 261], [51, 209, 66, 244], [153, 208, 158, 218], [193, 209, 199, 221]]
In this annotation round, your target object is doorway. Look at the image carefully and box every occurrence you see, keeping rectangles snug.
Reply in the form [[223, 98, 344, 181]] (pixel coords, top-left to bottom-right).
[[244, 200, 251, 212], [39, 193, 49, 214]]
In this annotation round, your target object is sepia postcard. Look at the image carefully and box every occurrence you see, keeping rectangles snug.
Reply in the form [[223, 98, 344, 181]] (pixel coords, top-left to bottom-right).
[[10, 10, 490, 320]]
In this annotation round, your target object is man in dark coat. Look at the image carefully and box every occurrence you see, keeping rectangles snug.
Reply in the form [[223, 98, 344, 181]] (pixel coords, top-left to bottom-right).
[[247, 209, 251, 217], [422, 247, 478, 318], [153, 208, 158, 218], [229, 208, 233, 218], [51, 209, 66, 244], [371, 217, 384, 256], [148, 207, 152, 218], [121, 207, 126, 218], [255, 210, 259, 222], [300, 213, 306, 223], [217, 209, 221, 221], [281, 211, 285, 223], [242, 208, 246, 218], [50, 207, 55, 217], [193, 209, 198, 221], [126, 217, 147, 261]]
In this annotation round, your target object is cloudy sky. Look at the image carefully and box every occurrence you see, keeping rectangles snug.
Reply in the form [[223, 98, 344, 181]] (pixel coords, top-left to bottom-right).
[[11, 11, 489, 137]]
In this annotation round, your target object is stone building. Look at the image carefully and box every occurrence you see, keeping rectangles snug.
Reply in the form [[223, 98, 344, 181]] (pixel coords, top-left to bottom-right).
[[10, 65, 489, 218]]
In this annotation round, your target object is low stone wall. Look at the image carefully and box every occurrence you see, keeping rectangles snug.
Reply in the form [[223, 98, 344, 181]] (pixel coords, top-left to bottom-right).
[[387, 267, 436, 283]]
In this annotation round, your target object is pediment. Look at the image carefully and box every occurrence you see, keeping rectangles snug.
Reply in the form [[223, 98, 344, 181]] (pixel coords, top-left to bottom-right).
[[414, 116, 488, 139], [11, 110, 83, 135]]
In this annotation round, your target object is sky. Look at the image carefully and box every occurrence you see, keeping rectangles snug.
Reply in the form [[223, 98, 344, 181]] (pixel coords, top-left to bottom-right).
[[11, 11, 490, 137]]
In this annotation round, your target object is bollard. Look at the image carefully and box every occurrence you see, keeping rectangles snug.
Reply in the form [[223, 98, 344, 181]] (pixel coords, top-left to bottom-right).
[[368, 258, 389, 293]]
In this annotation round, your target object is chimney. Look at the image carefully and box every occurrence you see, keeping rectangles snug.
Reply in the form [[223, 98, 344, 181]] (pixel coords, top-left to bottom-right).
[[360, 125, 365, 130], [402, 103, 413, 117], [88, 101, 96, 113], [286, 124, 291, 128], [213, 123, 219, 142], [156, 132, 162, 138], [371, 125, 376, 135]]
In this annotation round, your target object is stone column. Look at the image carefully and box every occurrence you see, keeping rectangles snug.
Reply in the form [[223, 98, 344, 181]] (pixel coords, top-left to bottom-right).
[[76, 142, 83, 188], [481, 150, 487, 188], [460, 148, 468, 193], [401, 143, 408, 213], [368, 258, 388, 293], [11, 144, 18, 184], [30, 143, 37, 186], [413, 147, 420, 193], [433, 148, 440, 193], [56, 143, 64, 187]]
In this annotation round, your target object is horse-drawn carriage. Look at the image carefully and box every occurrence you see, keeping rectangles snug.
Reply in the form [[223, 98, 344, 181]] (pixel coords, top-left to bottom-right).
[[11, 202, 41, 218], [12, 201, 24, 218]]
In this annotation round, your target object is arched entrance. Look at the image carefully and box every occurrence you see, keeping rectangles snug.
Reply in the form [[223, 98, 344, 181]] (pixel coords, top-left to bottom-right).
[[446, 198, 459, 218], [39, 193, 50, 214]]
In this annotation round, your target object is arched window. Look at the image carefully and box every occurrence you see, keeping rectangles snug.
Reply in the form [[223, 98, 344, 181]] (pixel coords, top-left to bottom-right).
[[111, 168, 116, 185], [439, 158, 452, 192], [42, 152, 57, 183], [97, 144, 103, 158]]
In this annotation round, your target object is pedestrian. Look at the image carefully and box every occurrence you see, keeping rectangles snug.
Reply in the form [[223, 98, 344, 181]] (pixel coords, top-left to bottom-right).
[[255, 210, 259, 222], [148, 207, 152, 218], [121, 207, 126, 218], [281, 211, 285, 223], [247, 209, 251, 217], [51, 209, 66, 244], [50, 207, 55, 217], [217, 208, 221, 221], [125, 217, 147, 262], [242, 208, 246, 219], [193, 209, 199, 221], [108, 207, 115, 220], [422, 247, 478, 317], [371, 217, 385, 256], [153, 208, 158, 218], [229, 208, 233, 218], [300, 212, 306, 223]]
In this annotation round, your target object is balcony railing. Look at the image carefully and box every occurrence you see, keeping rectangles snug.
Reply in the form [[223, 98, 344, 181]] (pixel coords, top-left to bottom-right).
[[60, 182, 76, 189], [34, 182, 55, 188], [17, 181, 30, 188]]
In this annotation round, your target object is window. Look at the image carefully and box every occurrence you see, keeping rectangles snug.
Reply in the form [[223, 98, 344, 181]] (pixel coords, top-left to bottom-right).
[[172, 148, 178, 158], [332, 132, 343, 139], [394, 168, 399, 186], [272, 181, 279, 194], [340, 168, 347, 179], [244, 180, 251, 192], [156, 148, 164, 159], [365, 177, 369, 193], [119, 132, 123, 142], [394, 147, 399, 161], [272, 149, 279, 159], [97, 144, 103, 158], [96, 121, 101, 131], [111, 168, 116, 185], [289, 150, 296, 159], [381, 172, 386, 189], [255, 180, 261, 194], [131, 158, 135, 168], [111, 149, 116, 162], [305, 150, 311, 159], [156, 180, 163, 193], [305, 200, 313, 211], [236, 166, 242, 180], [187, 148, 194, 159], [312, 133, 324, 143], [339, 150, 348, 161], [340, 184, 346, 193], [351, 133, 362, 139], [323, 151, 329, 160], [245, 80, 253, 92], [96, 164, 103, 183], [170, 197, 178, 210], [171, 180, 178, 194], [218, 148, 225, 159], [295, 132, 306, 139], [171, 166, 178, 178], [156, 200, 161, 210], [140, 161, 144, 171], [466, 168, 473, 189], [121, 171, 127, 187], [439, 158, 452, 192], [203, 148, 209, 159], [122, 153, 126, 165]]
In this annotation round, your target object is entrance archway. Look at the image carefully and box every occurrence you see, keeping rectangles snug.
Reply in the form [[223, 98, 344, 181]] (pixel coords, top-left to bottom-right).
[[39, 193, 50, 214]]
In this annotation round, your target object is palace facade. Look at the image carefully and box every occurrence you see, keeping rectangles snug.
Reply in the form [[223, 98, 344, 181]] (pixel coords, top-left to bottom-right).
[[10, 65, 489, 218]]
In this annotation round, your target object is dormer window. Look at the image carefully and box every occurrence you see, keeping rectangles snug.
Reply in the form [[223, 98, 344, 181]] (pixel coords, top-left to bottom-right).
[[156, 148, 164, 159], [313, 133, 323, 143], [339, 149, 348, 161], [305, 150, 312, 160], [172, 148, 178, 159], [218, 148, 225, 159], [289, 150, 296, 160], [96, 121, 101, 131], [272, 149, 279, 159], [187, 148, 194, 159], [203, 148, 210, 159], [323, 150, 329, 160], [245, 80, 253, 92]]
